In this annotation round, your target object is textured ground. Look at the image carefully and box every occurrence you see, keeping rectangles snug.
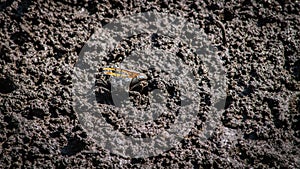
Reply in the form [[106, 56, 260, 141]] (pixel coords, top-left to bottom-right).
[[0, 0, 299, 168]]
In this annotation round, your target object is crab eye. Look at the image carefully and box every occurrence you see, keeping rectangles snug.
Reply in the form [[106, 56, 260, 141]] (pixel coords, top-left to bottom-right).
[[137, 73, 147, 80]]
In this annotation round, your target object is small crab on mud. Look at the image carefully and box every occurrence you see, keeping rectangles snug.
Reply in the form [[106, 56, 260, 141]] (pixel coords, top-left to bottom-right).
[[96, 67, 181, 111], [95, 67, 149, 109]]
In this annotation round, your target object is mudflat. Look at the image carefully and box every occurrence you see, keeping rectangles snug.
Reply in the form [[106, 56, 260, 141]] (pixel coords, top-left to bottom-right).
[[0, 1, 299, 168]]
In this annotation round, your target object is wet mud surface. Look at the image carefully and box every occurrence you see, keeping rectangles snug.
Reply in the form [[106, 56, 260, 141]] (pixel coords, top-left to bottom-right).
[[1, 0, 300, 168]]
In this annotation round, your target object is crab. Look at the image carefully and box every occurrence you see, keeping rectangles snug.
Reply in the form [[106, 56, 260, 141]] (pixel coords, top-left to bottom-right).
[[102, 67, 149, 109], [102, 67, 148, 90]]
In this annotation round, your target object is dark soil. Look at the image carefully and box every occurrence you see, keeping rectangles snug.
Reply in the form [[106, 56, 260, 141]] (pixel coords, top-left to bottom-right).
[[0, 0, 299, 168]]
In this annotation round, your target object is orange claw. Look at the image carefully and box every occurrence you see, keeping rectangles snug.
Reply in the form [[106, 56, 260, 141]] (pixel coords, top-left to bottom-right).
[[102, 67, 147, 80]]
